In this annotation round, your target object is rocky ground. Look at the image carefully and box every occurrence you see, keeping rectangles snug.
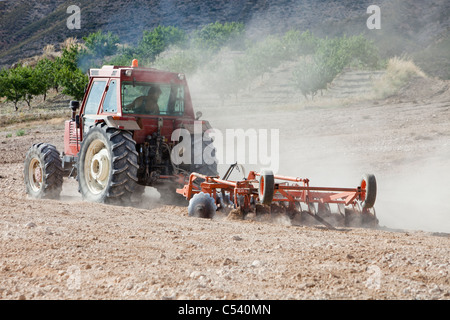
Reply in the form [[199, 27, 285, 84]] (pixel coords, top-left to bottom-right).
[[0, 73, 449, 301]]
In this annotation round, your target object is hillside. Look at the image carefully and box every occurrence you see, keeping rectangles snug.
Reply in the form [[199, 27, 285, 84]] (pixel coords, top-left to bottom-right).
[[0, 0, 449, 78]]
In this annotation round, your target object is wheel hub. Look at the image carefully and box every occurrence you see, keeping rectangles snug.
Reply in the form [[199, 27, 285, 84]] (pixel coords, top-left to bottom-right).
[[84, 139, 111, 195], [90, 148, 110, 183], [29, 158, 42, 192]]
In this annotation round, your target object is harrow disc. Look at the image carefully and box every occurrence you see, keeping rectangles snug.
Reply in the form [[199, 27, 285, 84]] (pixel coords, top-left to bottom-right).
[[188, 192, 217, 219]]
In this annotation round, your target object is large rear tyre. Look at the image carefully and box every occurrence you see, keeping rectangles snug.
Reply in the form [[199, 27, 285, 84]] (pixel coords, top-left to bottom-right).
[[24, 143, 64, 199], [77, 123, 139, 204], [360, 174, 377, 209]]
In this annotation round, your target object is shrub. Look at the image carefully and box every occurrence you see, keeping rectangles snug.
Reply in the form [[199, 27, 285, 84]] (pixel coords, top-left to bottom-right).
[[373, 57, 426, 98]]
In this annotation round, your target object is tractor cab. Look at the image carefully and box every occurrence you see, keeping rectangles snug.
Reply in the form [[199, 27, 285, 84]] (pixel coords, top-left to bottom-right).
[[66, 59, 197, 150]]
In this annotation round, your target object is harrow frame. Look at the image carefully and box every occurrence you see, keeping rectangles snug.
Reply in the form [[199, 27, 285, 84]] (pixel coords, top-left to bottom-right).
[[176, 166, 378, 228]]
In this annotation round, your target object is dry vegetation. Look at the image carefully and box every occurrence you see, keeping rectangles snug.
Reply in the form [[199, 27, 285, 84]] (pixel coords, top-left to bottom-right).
[[373, 57, 427, 99]]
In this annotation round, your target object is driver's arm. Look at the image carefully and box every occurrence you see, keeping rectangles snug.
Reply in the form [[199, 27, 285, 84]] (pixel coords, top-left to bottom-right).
[[124, 96, 143, 110]]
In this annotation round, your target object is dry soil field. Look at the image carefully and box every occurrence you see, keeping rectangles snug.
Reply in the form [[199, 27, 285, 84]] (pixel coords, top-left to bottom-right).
[[0, 75, 449, 301]]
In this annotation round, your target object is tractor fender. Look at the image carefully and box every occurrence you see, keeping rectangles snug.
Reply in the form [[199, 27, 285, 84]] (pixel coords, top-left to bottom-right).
[[104, 116, 141, 130], [83, 114, 141, 131]]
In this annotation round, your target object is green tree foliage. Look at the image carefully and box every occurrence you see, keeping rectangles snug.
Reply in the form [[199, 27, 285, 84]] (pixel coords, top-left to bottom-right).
[[137, 26, 187, 61], [0, 25, 383, 108], [192, 22, 245, 52], [202, 50, 251, 103], [292, 58, 328, 100], [25, 66, 47, 107], [0, 64, 40, 110], [58, 67, 88, 101], [282, 30, 318, 59], [106, 46, 136, 67], [243, 35, 286, 79], [83, 30, 119, 57], [52, 45, 89, 101], [292, 34, 380, 99], [34, 58, 59, 100], [79, 30, 120, 72], [0, 68, 23, 110], [315, 35, 380, 80], [0, 45, 89, 110], [152, 48, 201, 75], [56, 45, 79, 72]]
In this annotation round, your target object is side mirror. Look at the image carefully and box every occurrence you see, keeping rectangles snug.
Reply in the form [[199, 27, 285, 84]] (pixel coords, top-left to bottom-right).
[[195, 111, 202, 120], [70, 100, 80, 111], [70, 101, 80, 121]]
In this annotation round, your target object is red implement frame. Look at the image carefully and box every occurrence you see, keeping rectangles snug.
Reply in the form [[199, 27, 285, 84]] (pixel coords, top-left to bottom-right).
[[177, 171, 375, 228], [177, 171, 367, 213]]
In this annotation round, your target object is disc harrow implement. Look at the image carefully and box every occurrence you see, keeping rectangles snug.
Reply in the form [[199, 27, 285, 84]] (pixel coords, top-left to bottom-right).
[[177, 165, 378, 229]]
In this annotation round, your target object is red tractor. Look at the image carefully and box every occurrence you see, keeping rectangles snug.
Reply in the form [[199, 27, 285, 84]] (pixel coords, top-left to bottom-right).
[[24, 60, 218, 205]]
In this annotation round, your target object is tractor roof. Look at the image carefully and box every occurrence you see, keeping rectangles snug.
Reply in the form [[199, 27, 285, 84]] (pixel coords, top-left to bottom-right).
[[89, 65, 180, 78]]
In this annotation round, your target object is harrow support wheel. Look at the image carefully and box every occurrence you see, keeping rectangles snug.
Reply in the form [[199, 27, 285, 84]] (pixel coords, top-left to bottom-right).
[[258, 170, 275, 205], [360, 174, 377, 209], [24, 143, 64, 199]]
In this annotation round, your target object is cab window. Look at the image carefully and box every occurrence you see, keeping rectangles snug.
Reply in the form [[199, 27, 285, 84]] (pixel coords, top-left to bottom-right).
[[84, 80, 107, 114], [102, 80, 117, 113], [121, 81, 184, 116]]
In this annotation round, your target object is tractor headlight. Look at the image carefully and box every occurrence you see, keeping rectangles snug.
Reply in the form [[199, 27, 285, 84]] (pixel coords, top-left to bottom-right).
[[125, 70, 132, 77]]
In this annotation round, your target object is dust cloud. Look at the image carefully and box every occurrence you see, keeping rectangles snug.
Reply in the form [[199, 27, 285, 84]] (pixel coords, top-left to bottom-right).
[[376, 155, 450, 233], [98, 1, 450, 233]]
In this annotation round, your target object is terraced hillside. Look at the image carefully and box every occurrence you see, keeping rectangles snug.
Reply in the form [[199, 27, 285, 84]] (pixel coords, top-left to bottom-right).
[[1, 0, 449, 78]]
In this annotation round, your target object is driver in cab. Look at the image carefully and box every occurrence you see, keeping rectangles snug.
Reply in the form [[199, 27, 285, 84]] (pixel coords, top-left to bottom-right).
[[125, 85, 161, 115]]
